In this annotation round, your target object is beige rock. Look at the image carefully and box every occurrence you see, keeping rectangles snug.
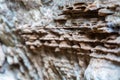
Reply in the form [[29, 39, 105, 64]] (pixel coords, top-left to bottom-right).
[[59, 41, 71, 48], [49, 40, 59, 47], [98, 8, 114, 16]]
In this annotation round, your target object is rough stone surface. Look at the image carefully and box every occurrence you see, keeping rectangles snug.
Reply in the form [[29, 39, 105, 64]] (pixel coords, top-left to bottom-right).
[[0, 0, 120, 80]]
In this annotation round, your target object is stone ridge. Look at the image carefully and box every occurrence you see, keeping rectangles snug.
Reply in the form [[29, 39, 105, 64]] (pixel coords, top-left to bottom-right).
[[0, 0, 120, 80], [16, 1, 120, 80]]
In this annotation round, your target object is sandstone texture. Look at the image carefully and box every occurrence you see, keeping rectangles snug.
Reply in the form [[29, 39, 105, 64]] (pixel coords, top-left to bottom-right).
[[0, 0, 120, 80]]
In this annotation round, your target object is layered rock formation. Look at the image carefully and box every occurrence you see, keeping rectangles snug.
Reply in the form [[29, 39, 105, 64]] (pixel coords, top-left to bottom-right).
[[0, 0, 120, 80]]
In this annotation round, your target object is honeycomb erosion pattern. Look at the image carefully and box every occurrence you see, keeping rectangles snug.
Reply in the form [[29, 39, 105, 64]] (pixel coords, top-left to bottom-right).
[[0, 0, 120, 80]]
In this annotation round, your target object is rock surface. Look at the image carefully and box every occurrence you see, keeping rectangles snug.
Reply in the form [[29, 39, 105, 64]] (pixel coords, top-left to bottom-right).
[[0, 0, 120, 80]]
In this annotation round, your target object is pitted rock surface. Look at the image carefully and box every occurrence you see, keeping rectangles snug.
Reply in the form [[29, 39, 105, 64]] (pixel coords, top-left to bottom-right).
[[0, 0, 120, 80]]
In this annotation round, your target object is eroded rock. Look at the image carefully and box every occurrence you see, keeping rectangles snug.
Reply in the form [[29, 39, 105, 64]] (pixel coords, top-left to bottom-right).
[[0, 0, 120, 80]]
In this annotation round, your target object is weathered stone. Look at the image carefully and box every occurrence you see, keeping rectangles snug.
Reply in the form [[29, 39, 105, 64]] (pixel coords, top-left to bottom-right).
[[98, 8, 114, 16], [0, 45, 5, 67], [0, 0, 120, 80]]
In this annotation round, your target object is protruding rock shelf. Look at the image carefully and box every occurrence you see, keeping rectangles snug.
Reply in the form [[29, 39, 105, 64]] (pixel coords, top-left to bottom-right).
[[0, 0, 120, 80]]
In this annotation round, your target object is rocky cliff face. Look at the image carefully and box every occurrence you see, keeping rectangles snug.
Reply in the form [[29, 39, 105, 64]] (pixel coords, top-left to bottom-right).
[[0, 0, 120, 80]]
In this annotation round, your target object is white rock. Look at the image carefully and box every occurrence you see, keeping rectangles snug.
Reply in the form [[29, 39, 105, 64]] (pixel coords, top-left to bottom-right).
[[0, 45, 5, 67], [7, 56, 14, 65]]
